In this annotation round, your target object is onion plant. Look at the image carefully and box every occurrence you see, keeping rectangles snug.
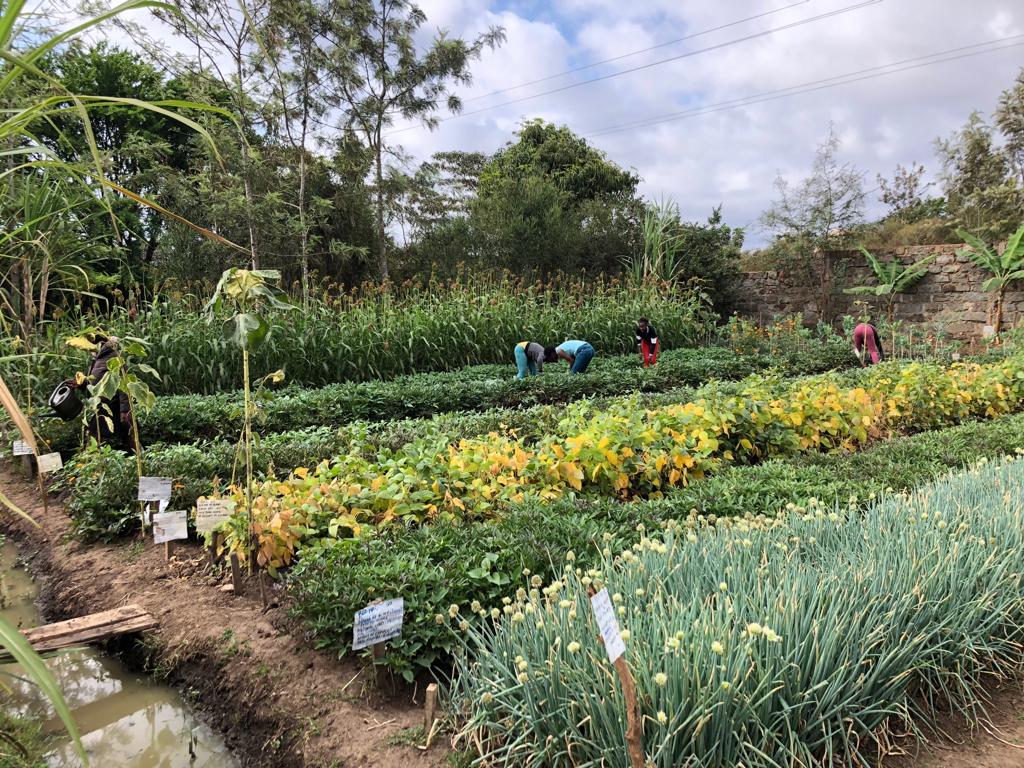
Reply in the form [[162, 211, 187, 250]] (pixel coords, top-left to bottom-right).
[[449, 458, 1024, 767]]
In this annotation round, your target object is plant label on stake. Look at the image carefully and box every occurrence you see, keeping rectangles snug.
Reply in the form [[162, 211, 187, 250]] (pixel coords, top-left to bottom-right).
[[137, 477, 173, 502], [36, 452, 63, 474], [12, 440, 33, 456], [152, 511, 188, 544], [195, 498, 236, 534], [589, 588, 625, 664], [352, 598, 404, 650]]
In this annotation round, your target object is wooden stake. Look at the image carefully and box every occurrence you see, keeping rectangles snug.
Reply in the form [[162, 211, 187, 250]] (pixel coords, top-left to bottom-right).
[[229, 553, 243, 595], [372, 641, 385, 688], [20, 454, 32, 478], [164, 541, 174, 561], [207, 533, 222, 567], [423, 683, 438, 733], [613, 656, 644, 768]]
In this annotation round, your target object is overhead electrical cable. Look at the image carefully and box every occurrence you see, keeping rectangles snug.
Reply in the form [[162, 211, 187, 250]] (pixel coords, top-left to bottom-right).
[[383, 0, 883, 137], [583, 35, 1024, 138], [463, 0, 811, 103]]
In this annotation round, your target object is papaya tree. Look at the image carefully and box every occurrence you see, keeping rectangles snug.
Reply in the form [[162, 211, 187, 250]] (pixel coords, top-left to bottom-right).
[[843, 246, 936, 323], [956, 224, 1024, 333], [204, 268, 291, 569]]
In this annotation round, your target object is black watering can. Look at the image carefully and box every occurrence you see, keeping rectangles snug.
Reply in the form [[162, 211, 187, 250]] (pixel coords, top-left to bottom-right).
[[48, 382, 83, 421]]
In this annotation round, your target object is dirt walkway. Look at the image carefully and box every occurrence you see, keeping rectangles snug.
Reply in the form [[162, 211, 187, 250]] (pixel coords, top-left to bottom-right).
[[0, 465, 446, 768]]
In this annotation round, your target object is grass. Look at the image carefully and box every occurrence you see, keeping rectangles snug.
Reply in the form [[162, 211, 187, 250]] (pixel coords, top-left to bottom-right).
[[0, 711, 50, 768]]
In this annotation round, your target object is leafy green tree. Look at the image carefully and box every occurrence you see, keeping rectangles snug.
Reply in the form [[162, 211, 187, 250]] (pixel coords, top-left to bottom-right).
[[326, 0, 504, 280], [956, 224, 1024, 333], [843, 247, 936, 323], [935, 111, 1023, 240], [996, 68, 1024, 186]]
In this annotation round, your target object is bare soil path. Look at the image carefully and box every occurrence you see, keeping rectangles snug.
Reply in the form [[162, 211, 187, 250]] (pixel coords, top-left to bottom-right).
[[0, 464, 447, 768]]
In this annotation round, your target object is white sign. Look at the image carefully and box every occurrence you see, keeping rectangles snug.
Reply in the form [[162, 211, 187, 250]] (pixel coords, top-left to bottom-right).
[[590, 588, 626, 664], [137, 476, 173, 502], [352, 598, 405, 650], [152, 510, 188, 544], [12, 440, 33, 456], [36, 452, 63, 474], [983, 325, 996, 338], [195, 498, 236, 534]]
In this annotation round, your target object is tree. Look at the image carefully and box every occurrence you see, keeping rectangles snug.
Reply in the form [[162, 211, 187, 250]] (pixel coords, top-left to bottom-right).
[[327, 0, 504, 279], [956, 224, 1024, 333], [470, 120, 643, 274], [877, 162, 927, 220], [843, 246, 936, 323], [935, 111, 1023, 239], [761, 125, 866, 254], [996, 68, 1024, 186]]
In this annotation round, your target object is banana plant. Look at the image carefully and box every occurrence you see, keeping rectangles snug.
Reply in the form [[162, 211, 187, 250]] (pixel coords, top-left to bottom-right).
[[956, 224, 1024, 333], [843, 246, 936, 323], [204, 268, 292, 570]]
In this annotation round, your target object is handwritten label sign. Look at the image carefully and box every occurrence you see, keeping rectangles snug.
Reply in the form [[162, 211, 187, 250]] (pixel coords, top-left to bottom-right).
[[195, 499, 236, 534], [36, 452, 63, 474], [983, 325, 996, 338], [137, 477, 173, 502], [352, 598, 404, 650], [12, 440, 33, 456], [590, 588, 625, 663], [152, 510, 188, 544]]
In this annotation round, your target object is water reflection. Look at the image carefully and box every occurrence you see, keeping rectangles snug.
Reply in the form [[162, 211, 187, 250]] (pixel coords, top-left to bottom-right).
[[0, 541, 237, 767]]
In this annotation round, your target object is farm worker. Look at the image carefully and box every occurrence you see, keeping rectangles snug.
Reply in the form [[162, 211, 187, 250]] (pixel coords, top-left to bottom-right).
[[556, 339, 596, 375], [853, 322, 884, 366], [65, 334, 135, 451], [635, 317, 659, 367], [514, 341, 557, 379]]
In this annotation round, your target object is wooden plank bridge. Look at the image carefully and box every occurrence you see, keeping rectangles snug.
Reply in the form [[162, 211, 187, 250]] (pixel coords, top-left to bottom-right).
[[0, 604, 157, 660]]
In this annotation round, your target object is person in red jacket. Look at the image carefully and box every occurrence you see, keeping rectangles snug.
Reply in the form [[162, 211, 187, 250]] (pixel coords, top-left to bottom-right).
[[635, 318, 659, 367], [853, 322, 884, 366]]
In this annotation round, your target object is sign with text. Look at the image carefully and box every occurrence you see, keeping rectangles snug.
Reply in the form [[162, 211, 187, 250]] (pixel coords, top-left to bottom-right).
[[590, 588, 625, 664], [137, 476, 173, 502], [352, 598, 404, 650], [12, 440, 33, 456], [36, 452, 63, 474], [195, 499, 236, 534], [152, 510, 188, 544]]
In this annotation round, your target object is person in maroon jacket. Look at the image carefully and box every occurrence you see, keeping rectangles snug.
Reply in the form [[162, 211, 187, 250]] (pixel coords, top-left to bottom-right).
[[635, 318, 659, 367], [853, 321, 884, 366], [65, 335, 135, 451]]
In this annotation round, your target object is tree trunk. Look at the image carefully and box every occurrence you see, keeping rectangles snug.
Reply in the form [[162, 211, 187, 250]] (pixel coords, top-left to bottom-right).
[[374, 143, 388, 281], [240, 139, 261, 270], [995, 285, 1005, 334], [298, 72, 310, 308]]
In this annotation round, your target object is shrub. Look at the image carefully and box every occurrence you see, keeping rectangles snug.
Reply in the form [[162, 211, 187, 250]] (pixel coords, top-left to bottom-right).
[[449, 458, 1024, 766]]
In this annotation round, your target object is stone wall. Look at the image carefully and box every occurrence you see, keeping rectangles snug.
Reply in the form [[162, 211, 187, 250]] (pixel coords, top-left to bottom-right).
[[735, 243, 1024, 337]]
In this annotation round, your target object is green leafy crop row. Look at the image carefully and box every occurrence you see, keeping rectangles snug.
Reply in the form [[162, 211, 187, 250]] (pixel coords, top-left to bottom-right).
[[39, 340, 857, 451], [287, 412, 1024, 679]]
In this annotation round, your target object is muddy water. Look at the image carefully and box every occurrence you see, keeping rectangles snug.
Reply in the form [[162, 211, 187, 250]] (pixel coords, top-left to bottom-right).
[[0, 540, 237, 767]]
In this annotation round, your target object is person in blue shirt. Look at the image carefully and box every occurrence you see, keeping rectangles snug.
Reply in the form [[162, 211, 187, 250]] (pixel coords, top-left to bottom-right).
[[555, 339, 595, 374]]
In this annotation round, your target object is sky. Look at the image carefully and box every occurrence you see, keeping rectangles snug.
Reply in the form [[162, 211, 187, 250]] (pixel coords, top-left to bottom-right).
[[104, 0, 1024, 247], [386, 0, 1024, 246]]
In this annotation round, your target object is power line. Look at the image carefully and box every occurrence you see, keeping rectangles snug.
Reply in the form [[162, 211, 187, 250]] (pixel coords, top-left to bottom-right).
[[463, 0, 811, 104], [584, 35, 1024, 138], [383, 0, 883, 137]]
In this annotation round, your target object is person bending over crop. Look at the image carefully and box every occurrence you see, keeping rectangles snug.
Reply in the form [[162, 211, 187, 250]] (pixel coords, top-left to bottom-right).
[[853, 321, 884, 366], [635, 317, 659, 367], [65, 334, 135, 452], [556, 339, 595, 375], [514, 341, 557, 379]]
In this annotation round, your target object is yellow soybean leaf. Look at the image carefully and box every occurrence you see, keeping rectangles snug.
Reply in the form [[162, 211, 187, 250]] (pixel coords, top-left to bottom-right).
[[293, 467, 309, 480]]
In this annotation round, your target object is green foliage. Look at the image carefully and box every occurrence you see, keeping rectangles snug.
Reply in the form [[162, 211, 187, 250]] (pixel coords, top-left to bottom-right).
[[451, 458, 1024, 766], [36, 341, 854, 449], [955, 223, 1024, 331], [288, 412, 1024, 675], [13, 276, 716, 395], [0, 710, 51, 767], [842, 246, 936, 321]]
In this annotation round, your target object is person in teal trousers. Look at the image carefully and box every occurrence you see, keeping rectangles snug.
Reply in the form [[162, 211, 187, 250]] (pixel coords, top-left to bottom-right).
[[514, 341, 557, 379], [555, 339, 595, 374]]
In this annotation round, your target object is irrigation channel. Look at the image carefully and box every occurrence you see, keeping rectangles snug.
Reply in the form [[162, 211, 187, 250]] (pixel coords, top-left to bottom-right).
[[0, 538, 237, 767]]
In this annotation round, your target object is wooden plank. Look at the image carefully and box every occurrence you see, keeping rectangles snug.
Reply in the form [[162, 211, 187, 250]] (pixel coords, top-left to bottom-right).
[[0, 605, 157, 660]]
